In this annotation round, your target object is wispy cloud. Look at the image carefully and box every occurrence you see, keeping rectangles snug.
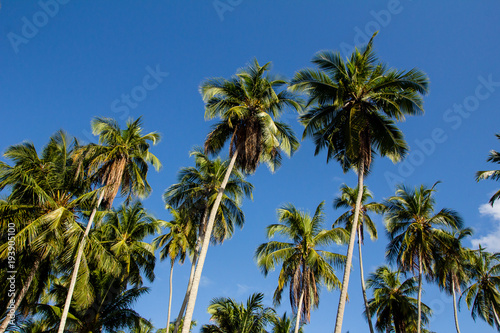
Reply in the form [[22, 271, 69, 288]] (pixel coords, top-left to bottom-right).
[[200, 275, 213, 288], [471, 203, 500, 252]]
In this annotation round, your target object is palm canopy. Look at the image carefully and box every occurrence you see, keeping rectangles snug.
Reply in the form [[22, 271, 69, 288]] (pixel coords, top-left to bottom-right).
[[476, 133, 500, 205], [385, 183, 463, 274], [255, 202, 348, 323], [367, 265, 432, 333], [461, 247, 500, 329], [202, 59, 301, 174], [99, 201, 160, 286], [200, 293, 275, 333], [75, 116, 161, 208], [164, 148, 253, 245], [290, 33, 429, 172], [333, 184, 384, 243], [270, 312, 303, 333]]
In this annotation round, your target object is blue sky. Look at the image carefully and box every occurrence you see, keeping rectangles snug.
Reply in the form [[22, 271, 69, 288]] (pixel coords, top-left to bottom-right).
[[2, 1, 500, 332]]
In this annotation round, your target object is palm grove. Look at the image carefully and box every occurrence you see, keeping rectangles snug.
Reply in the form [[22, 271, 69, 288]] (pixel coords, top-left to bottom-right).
[[1, 37, 500, 333]]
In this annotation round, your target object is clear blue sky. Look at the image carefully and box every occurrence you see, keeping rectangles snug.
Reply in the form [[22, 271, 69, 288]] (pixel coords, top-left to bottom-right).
[[2, 1, 500, 332]]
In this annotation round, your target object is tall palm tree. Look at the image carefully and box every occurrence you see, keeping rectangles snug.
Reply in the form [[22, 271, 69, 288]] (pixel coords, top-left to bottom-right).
[[58, 116, 161, 332], [433, 228, 473, 333], [255, 202, 347, 333], [385, 183, 462, 333], [476, 133, 500, 205], [332, 184, 384, 333], [0, 132, 116, 333], [366, 265, 432, 333], [164, 148, 253, 332], [181, 59, 301, 333], [461, 247, 500, 330], [200, 293, 275, 333], [289, 33, 429, 333], [153, 206, 193, 329]]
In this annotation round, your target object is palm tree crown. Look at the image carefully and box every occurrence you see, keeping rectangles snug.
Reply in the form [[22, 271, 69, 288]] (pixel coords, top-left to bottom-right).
[[476, 133, 500, 205]]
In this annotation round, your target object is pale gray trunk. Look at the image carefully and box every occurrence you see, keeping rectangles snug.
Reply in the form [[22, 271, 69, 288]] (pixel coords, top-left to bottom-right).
[[358, 227, 374, 333], [180, 149, 239, 333], [0, 257, 42, 333], [493, 306, 500, 329], [58, 190, 105, 333], [173, 206, 208, 333], [417, 252, 422, 333], [334, 159, 365, 333], [167, 261, 174, 329], [294, 290, 304, 333], [452, 280, 461, 333]]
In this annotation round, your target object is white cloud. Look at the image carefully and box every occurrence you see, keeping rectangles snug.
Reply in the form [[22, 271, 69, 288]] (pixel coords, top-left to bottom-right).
[[471, 203, 500, 252], [200, 276, 213, 287]]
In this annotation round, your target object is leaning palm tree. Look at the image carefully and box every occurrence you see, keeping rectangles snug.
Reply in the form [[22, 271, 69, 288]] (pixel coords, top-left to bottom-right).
[[367, 265, 432, 333], [153, 206, 193, 329], [58, 116, 161, 333], [255, 202, 347, 333], [461, 247, 500, 330], [289, 33, 429, 333], [0, 132, 116, 333], [181, 59, 301, 333], [332, 184, 384, 333], [385, 183, 462, 333], [476, 133, 500, 205], [164, 148, 253, 332], [200, 293, 275, 333], [433, 228, 473, 333]]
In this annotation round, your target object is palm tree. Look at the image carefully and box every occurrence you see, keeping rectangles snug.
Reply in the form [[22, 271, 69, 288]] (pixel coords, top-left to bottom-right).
[[289, 33, 429, 333], [153, 206, 193, 329], [255, 202, 347, 333], [164, 148, 253, 332], [270, 313, 303, 333], [385, 183, 463, 333], [58, 116, 161, 332], [181, 59, 301, 333], [476, 133, 500, 205], [0, 132, 116, 333], [433, 228, 473, 333], [366, 265, 432, 333], [332, 184, 384, 333], [461, 247, 500, 330], [200, 293, 275, 333]]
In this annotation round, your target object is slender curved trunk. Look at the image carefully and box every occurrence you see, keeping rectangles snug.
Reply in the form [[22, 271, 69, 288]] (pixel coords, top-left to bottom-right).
[[58, 191, 105, 333], [417, 251, 422, 333], [173, 207, 209, 333], [358, 227, 374, 333], [294, 290, 304, 333], [493, 306, 500, 329], [0, 257, 42, 333], [451, 280, 461, 333], [167, 261, 174, 329], [334, 159, 365, 333], [180, 149, 239, 333]]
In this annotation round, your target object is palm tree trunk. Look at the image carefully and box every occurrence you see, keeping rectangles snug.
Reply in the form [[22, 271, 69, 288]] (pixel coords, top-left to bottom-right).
[[174, 207, 208, 333], [58, 190, 105, 333], [166, 261, 175, 329], [294, 290, 304, 333], [417, 251, 422, 333], [493, 306, 500, 329], [452, 280, 461, 333], [180, 149, 239, 333], [358, 227, 374, 333], [0, 257, 42, 333], [334, 159, 365, 333]]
